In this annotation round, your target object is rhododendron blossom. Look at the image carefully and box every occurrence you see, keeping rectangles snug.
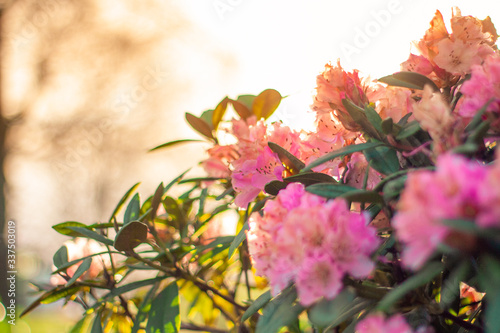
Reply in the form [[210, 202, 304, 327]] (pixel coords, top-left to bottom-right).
[[393, 153, 500, 270], [356, 313, 433, 333], [247, 183, 379, 305]]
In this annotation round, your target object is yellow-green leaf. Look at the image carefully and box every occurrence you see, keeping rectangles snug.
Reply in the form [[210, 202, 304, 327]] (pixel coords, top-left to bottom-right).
[[212, 97, 229, 130], [252, 89, 282, 120]]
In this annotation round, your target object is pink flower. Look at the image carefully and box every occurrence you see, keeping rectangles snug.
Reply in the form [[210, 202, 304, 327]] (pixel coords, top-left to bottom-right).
[[345, 152, 382, 190], [393, 154, 491, 270], [356, 313, 422, 333], [247, 183, 380, 305], [433, 38, 483, 75], [458, 55, 500, 131]]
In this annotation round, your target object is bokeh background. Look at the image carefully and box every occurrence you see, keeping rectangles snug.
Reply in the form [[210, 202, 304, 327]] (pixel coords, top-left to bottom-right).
[[1, 0, 499, 331]]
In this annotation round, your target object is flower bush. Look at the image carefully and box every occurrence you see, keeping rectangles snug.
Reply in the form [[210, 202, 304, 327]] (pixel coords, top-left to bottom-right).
[[23, 7, 500, 333]]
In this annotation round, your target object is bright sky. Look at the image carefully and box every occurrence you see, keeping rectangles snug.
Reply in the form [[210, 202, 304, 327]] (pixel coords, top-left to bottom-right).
[[179, 0, 500, 129]]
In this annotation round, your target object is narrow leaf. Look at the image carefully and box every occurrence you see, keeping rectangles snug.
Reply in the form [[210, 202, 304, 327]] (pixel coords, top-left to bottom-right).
[[66, 257, 92, 286], [302, 142, 384, 172], [306, 183, 359, 198], [256, 287, 304, 333], [378, 71, 439, 92], [146, 282, 180, 333], [264, 180, 288, 196], [363, 145, 400, 175], [149, 139, 203, 152], [109, 182, 141, 223], [396, 121, 421, 140], [242, 290, 272, 322], [91, 309, 103, 333], [283, 172, 336, 186], [124, 193, 141, 225], [67, 227, 114, 246], [228, 221, 249, 259], [52, 221, 89, 237], [53, 246, 69, 269]]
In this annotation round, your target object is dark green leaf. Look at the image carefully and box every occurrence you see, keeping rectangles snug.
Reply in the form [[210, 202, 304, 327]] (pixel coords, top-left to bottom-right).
[[242, 290, 272, 322], [364, 145, 400, 175], [264, 180, 288, 196], [253, 89, 282, 120], [132, 283, 161, 333], [306, 183, 359, 199], [340, 190, 385, 204], [268, 141, 305, 174], [378, 71, 439, 92], [178, 177, 226, 184], [229, 222, 249, 259], [464, 100, 491, 133], [104, 277, 167, 299], [124, 193, 141, 225], [381, 118, 394, 135], [283, 172, 336, 186], [308, 289, 356, 328], [256, 287, 304, 333], [396, 121, 422, 140], [52, 221, 89, 237], [365, 105, 384, 134], [185, 113, 214, 140], [53, 246, 69, 269], [302, 142, 384, 172], [440, 260, 471, 310], [66, 257, 92, 286], [109, 182, 141, 223], [150, 183, 164, 221], [212, 97, 229, 130], [377, 262, 443, 311], [67, 227, 114, 246], [91, 309, 103, 333], [149, 139, 204, 152], [342, 99, 383, 141], [478, 255, 500, 333], [113, 221, 148, 251], [146, 282, 180, 333]]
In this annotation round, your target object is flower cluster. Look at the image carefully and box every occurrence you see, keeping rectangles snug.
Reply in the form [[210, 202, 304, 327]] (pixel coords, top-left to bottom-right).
[[246, 183, 379, 305], [394, 153, 500, 270], [356, 313, 433, 333]]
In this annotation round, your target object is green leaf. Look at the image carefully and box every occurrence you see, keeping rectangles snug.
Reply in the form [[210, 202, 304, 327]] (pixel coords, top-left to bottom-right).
[[264, 180, 288, 196], [52, 221, 89, 237], [66, 257, 92, 286], [90, 309, 103, 333], [363, 145, 400, 175], [478, 255, 500, 333], [306, 183, 359, 198], [40, 285, 81, 305], [53, 246, 69, 269], [302, 142, 384, 172], [104, 277, 167, 299], [342, 99, 383, 141], [164, 169, 190, 195], [381, 118, 394, 135], [109, 182, 141, 223], [212, 97, 229, 130], [69, 315, 90, 333], [252, 89, 282, 120], [340, 190, 385, 204], [132, 283, 161, 333], [113, 221, 148, 251], [378, 71, 439, 92], [395, 121, 421, 140], [439, 260, 471, 310], [283, 172, 336, 186], [163, 196, 185, 231], [228, 221, 249, 259], [178, 176, 226, 184], [268, 142, 305, 174], [377, 261, 443, 312], [242, 290, 272, 322], [67, 227, 114, 246], [146, 282, 180, 333], [124, 193, 141, 225], [308, 289, 360, 328], [185, 112, 214, 140], [365, 105, 384, 134], [256, 287, 304, 333], [237, 94, 257, 110], [149, 139, 203, 152]]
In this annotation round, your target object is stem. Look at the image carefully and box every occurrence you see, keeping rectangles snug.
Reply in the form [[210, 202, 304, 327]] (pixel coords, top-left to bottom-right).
[[244, 268, 251, 300]]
